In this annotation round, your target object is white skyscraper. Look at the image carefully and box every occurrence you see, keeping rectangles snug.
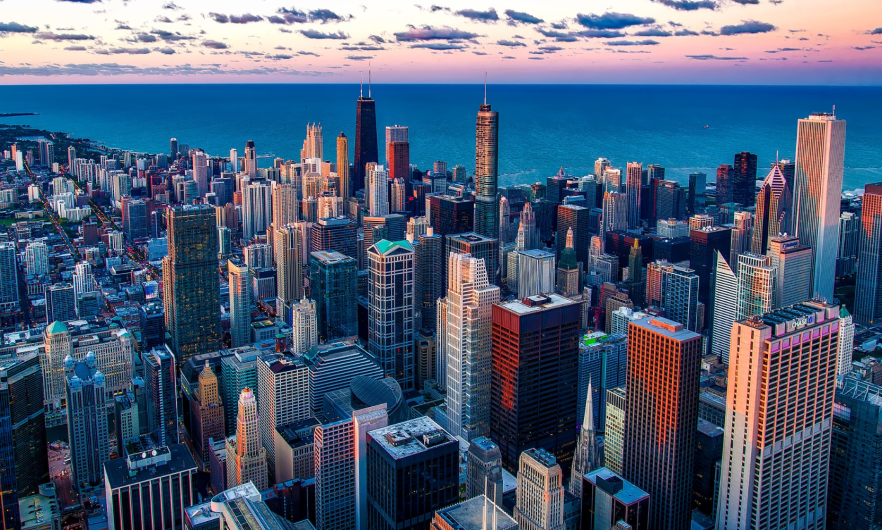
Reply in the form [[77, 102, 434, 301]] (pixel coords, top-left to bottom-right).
[[192, 149, 209, 197], [517, 249, 555, 299], [441, 253, 500, 440], [602, 191, 627, 236], [242, 178, 273, 241], [225, 388, 268, 491], [390, 178, 405, 213], [711, 251, 737, 362], [257, 354, 309, 483], [229, 148, 239, 173], [514, 448, 565, 530], [25, 241, 49, 276], [717, 301, 840, 530], [228, 259, 251, 348], [302, 123, 323, 161], [767, 235, 813, 309], [367, 163, 389, 217], [838, 306, 854, 376], [793, 112, 846, 301], [274, 224, 304, 317], [290, 298, 317, 354], [729, 211, 753, 272], [271, 182, 299, 231]]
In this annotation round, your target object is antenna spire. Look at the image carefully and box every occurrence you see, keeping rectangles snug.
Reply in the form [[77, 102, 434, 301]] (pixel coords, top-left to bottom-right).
[[360, 75, 363, 98], [776, 150, 779, 165], [369, 62, 372, 98], [484, 72, 487, 105]]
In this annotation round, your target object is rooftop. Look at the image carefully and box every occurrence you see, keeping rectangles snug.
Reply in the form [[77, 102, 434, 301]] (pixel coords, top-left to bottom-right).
[[434, 495, 518, 530], [584, 467, 649, 506], [104, 444, 197, 489], [631, 316, 701, 342], [498, 292, 577, 316], [368, 416, 455, 460]]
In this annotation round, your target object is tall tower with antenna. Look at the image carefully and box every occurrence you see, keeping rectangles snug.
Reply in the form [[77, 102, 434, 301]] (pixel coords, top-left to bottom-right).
[[475, 73, 499, 240], [354, 65, 378, 195]]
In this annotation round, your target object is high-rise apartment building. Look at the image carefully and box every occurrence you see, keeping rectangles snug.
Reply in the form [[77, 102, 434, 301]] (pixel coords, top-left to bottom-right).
[[624, 317, 701, 530], [244, 140, 256, 178], [274, 223, 304, 319], [257, 354, 309, 482], [837, 306, 854, 377], [711, 251, 737, 362], [661, 264, 700, 332], [728, 211, 753, 271], [25, 241, 48, 276], [690, 226, 731, 307], [626, 162, 642, 229], [310, 250, 358, 342], [557, 204, 590, 267], [855, 182, 882, 325], [427, 195, 474, 238], [604, 387, 626, 475], [145, 347, 179, 447], [367, 163, 390, 217], [602, 191, 627, 235], [191, 361, 225, 468], [242, 178, 273, 241], [474, 100, 499, 239], [225, 388, 268, 491], [46, 283, 76, 323], [65, 354, 109, 491], [314, 411, 356, 530], [367, 239, 416, 391], [337, 132, 350, 200], [514, 448, 565, 530], [732, 152, 758, 207], [354, 85, 378, 193], [441, 253, 500, 440], [366, 417, 459, 530], [491, 294, 580, 473], [289, 298, 317, 354], [517, 249, 555, 299], [793, 112, 846, 302], [717, 301, 840, 530], [301, 122, 322, 160], [751, 164, 792, 254], [228, 258, 251, 348], [716, 164, 733, 205], [767, 235, 812, 309], [163, 205, 221, 362], [271, 182, 299, 233], [0, 242, 19, 314]]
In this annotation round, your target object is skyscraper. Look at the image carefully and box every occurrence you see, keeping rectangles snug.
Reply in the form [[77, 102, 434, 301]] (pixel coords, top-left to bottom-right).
[[192, 149, 209, 197], [367, 239, 416, 391], [690, 226, 731, 307], [557, 204, 590, 267], [604, 387, 627, 475], [626, 162, 642, 229], [271, 183, 299, 234], [228, 258, 251, 348], [145, 347, 179, 446], [65, 353, 109, 491], [274, 224, 304, 319], [624, 317, 701, 530], [354, 83, 378, 193], [257, 354, 309, 483], [793, 112, 846, 302], [710, 251, 737, 362], [163, 205, 221, 362], [715, 164, 733, 205], [767, 235, 813, 309], [367, 163, 389, 217], [661, 264, 700, 332], [388, 141, 410, 185], [687, 171, 707, 216], [732, 151, 758, 207], [441, 253, 500, 440], [45, 283, 76, 323], [417, 228, 444, 330], [25, 241, 48, 276], [474, 99, 499, 239], [466, 437, 504, 504], [225, 388, 268, 491], [191, 361, 225, 468], [310, 250, 358, 342], [289, 298, 317, 354], [570, 380, 597, 498], [602, 192, 627, 235], [491, 294, 580, 473], [517, 249, 556, 299], [301, 122, 322, 160], [337, 132, 350, 200], [229, 148, 238, 173], [751, 164, 792, 254], [717, 301, 840, 530], [514, 448, 565, 530], [0, 242, 19, 315], [557, 228, 581, 297], [242, 178, 273, 241], [735, 252, 777, 321], [170, 138, 178, 159], [244, 140, 257, 178], [728, 211, 753, 271], [855, 182, 882, 325]]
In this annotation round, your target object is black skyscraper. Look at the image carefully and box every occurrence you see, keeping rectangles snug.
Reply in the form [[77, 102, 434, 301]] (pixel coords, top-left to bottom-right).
[[732, 152, 758, 207], [354, 85, 378, 194]]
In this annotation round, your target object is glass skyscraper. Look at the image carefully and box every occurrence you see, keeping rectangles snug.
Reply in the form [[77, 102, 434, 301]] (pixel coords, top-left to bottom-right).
[[310, 250, 358, 343], [474, 101, 499, 239]]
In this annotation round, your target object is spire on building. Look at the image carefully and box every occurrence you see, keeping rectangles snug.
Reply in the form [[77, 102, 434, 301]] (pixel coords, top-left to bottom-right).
[[570, 379, 597, 497]]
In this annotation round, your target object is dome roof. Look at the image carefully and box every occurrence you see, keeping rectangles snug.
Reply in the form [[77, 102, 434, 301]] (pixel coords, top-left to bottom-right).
[[63, 355, 75, 371], [84, 351, 97, 368], [93, 370, 105, 386]]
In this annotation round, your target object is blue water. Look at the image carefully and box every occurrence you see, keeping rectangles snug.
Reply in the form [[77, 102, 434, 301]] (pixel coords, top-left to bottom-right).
[[1, 84, 880, 190]]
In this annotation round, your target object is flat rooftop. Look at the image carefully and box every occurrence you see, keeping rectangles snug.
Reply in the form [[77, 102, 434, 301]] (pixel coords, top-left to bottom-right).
[[435, 496, 518, 530], [105, 444, 197, 489], [631, 316, 701, 342], [368, 416, 455, 460], [498, 292, 577, 316], [584, 467, 649, 506]]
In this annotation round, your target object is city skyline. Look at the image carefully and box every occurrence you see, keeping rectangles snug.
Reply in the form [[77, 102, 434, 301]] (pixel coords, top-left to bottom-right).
[[0, 0, 879, 85]]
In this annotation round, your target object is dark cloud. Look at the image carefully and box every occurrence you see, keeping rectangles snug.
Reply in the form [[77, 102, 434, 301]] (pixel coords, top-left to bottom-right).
[[668, 21, 683, 27], [528, 56, 543, 60], [369, 34, 386, 43], [162, 1, 181, 9], [868, 28, 882, 35], [209, 13, 230, 23], [534, 28, 578, 42], [265, 54, 293, 59], [151, 29, 195, 41], [634, 28, 673, 37], [575, 12, 655, 30], [177, 14, 191, 21], [157, 47, 175, 54], [731, 0, 760, 4], [605, 39, 660, 46], [854, 45, 875, 51], [54, 0, 102, 3], [674, 29, 699, 36], [686, 54, 747, 59], [131, 33, 158, 43], [298, 50, 320, 56], [35, 31, 94, 40], [270, 7, 351, 24], [202, 39, 228, 49], [572, 29, 626, 38], [504, 9, 542, 24], [719, 20, 776, 35], [309, 9, 352, 23], [472, 51, 488, 55], [0, 62, 329, 77], [275, 7, 309, 24], [651, 0, 717, 10], [64, 45, 87, 50], [0, 22, 39, 33], [394, 26, 480, 41], [538, 45, 563, 52], [299, 29, 349, 39], [764, 47, 800, 53], [497, 39, 526, 47], [115, 23, 132, 30], [97, 47, 150, 55], [550, 21, 568, 30], [346, 54, 373, 60], [455, 8, 498, 22], [229, 14, 263, 24], [409, 42, 467, 50], [154, 16, 173, 23], [340, 45, 385, 51]]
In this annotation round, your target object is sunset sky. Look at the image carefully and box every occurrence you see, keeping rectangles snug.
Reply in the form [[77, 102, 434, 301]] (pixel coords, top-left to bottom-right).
[[0, 0, 879, 84]]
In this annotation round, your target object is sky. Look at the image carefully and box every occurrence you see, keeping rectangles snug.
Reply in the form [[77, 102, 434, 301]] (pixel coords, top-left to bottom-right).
[[0, 0, 880, 84]]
